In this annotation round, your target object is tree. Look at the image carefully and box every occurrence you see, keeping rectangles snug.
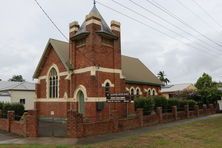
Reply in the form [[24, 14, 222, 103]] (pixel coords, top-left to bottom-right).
[[157, 71, 170, 85], [193, 73, 222, 104], [8, 75, 25, 82], [195, 73, 215, 89]]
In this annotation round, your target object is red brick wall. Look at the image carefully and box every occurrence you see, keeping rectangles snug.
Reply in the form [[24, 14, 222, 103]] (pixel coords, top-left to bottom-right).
[[10, 121, 24, 136], [0, 119, 8, 131], [36, 102, 69, 118], [83, 120, 113, 137], [0, 111, 38, 137]]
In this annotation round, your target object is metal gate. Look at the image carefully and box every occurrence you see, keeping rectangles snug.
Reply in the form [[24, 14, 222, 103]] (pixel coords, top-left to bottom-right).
[[38, 117, 67, 137]]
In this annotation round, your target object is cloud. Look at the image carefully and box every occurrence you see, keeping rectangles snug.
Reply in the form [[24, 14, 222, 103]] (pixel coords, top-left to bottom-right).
[[0, 0, 222, 84]]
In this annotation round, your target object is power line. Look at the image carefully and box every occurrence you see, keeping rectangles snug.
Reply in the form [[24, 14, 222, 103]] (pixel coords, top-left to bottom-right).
[[110, 0, 221, 56], [96, 1, 219, 58], [190, 0, 222, 29], [176, 0, 219, 30], [144, 0, 222, 48], [128, 0, 222, 54], [33, 0, 68, 41]]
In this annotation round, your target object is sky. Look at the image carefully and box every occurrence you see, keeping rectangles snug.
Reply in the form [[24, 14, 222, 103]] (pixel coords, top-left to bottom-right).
[[0, 0, 222, 84]]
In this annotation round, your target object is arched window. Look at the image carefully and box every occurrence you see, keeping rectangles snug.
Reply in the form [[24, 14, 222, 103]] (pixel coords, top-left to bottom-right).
[[49, 68, 58, 98], [130, 88, 134, 95], [105, 82, 110, 98], [136, 88, 140, 96], [147, 89, 151, 96], [152, 89, 156, 96]]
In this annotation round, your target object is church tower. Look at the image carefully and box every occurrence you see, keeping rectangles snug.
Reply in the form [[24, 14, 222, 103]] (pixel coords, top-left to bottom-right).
[[68, 5, 125, 98]]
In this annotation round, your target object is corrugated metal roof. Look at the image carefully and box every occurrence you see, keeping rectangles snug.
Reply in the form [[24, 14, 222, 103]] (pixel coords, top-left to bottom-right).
[[161, 83, 195, 93], [0, 81, 35, 91]]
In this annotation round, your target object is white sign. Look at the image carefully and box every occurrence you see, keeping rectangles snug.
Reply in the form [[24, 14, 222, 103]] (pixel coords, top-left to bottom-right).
[[217, 100, 222, 111]]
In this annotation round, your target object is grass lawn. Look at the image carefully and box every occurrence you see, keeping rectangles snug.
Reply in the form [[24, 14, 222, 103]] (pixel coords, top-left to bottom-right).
[[1, 115, 222, 148]]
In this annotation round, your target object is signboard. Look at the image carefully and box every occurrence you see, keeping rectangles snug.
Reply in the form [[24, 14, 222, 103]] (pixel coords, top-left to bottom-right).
[[218, 100, 222, 111], [106, 92, 134, 102]]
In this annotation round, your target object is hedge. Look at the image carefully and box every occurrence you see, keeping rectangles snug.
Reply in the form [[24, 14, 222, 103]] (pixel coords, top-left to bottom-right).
[[0, 102, 25, 120], [134, 97, 154, 115], [134, 96, 197, 113]]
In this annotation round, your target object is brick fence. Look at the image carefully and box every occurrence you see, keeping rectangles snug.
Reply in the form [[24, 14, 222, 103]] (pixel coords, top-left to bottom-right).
[[0, 110, 38, 137], [67, 104, 217, 138], [0, 104, 217, 138]]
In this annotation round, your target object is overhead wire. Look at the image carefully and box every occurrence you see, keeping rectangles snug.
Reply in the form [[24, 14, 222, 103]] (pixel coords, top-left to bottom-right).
[[33, 0, 68, 41], [190, 0, 222, 29], [144, 0, 222, 48], [176, 0, 218, 30], [96, 1, 220, 58], [127, 0, 222, 54], [110, 0, 222, 56]]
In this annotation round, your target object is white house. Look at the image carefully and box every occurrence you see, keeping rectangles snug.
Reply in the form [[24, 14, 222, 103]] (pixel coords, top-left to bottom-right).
[[0, 81, 36, 110]]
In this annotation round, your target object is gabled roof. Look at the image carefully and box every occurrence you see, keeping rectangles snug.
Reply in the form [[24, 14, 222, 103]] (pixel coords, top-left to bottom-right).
[[33, 39, 72, 78], [0, 81, 35, 91], [33, 39, 161, 86], [75, 6, 115, 37], [121, 56, 162, 85], [161, 83, 196, 93]]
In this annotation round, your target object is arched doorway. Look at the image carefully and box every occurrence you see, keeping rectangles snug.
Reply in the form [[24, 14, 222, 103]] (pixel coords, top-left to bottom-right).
[[77, 90, 85, 114]]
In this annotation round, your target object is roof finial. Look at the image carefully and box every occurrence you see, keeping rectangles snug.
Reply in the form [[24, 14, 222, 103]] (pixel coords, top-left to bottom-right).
[[93, 0, 96, 6]]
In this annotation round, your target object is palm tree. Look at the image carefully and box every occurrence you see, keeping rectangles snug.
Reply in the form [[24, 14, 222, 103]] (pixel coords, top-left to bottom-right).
[[157, 71, 170, 85]]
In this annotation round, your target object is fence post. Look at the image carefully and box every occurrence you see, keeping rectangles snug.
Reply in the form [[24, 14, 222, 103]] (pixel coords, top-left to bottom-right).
[[172, 106, 177, 120], [136, 108, 143, 127], [203, 104, 207, 114], [156, 107, 163, 123], [194, 105, 199, 117], [24, 110, 38, 137], [67, 110, 83, 138], [184, 105, 189, 118], [209, 104, 214, 114], [110, 110, 119, 132], [7, 111, 14, 132]]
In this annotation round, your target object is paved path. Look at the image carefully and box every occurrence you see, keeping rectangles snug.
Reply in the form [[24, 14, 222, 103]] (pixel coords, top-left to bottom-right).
[[0, 114, 221, 145]]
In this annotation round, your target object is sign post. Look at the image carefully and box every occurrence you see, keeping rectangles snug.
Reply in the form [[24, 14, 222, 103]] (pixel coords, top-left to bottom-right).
[[106, 92, 134, 117], [106, 92, 134, 103]]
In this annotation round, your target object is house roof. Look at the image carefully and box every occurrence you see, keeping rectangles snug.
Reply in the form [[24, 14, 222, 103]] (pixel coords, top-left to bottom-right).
[[33, 39, 161, 86], [0, 81, 35, 92], [75, 6, 115, 38], [161, 83, 195, 93], [121, 55, 162, 85]]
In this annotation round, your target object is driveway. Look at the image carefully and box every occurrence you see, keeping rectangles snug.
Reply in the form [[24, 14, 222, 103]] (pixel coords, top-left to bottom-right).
[[0, 114, 221, 145]]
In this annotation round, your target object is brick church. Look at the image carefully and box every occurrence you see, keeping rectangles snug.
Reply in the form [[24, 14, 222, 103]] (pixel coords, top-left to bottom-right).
[[33, 5, 162, 120]]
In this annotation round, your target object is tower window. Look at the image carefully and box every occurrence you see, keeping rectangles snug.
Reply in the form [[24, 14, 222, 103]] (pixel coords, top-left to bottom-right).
[[49, 68, 58, 98], [105, 82, 110, 98], [102, 37, 114, 47], [76, 38, 86, 47]]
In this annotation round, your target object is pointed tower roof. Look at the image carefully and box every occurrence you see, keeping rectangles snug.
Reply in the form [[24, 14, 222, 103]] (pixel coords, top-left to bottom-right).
[[74, 6, 116, 38]]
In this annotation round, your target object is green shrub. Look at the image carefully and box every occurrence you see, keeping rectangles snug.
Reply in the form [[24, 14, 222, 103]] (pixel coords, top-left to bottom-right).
[[167, 99, 179, 108], [0, 102, 3, 110], [11, 103, 25, 119], [134, 97, 154, 115], [186, 100, 197, 110], [1, 102, 24, 120], [152, 96, 168, 112]]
